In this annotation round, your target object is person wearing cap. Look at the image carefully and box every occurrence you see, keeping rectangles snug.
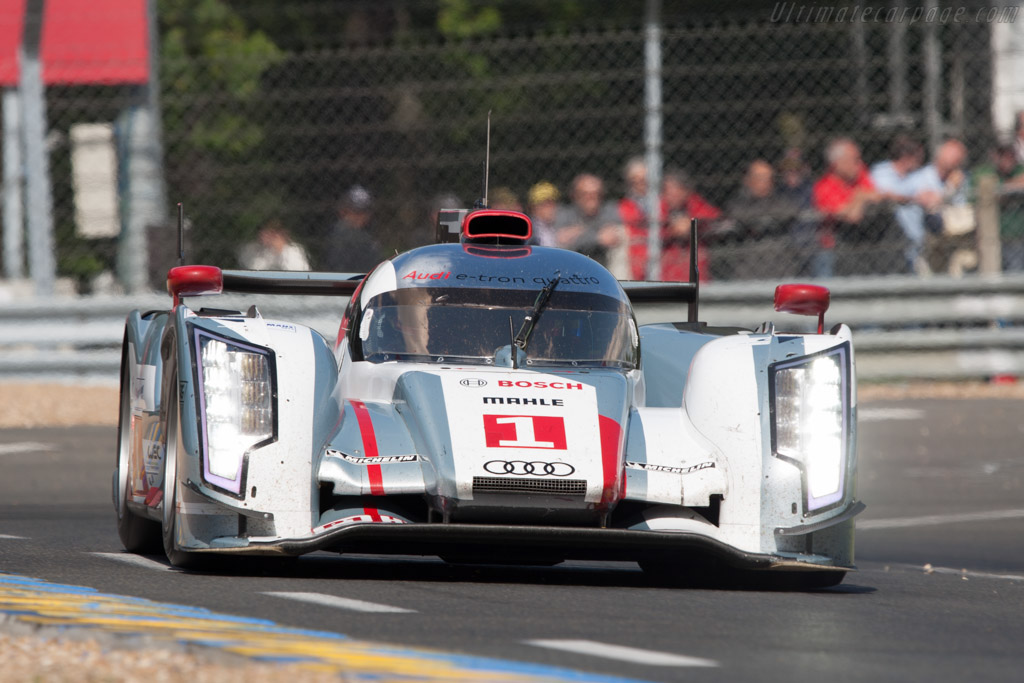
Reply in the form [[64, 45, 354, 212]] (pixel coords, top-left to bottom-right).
[[527, 181, 560, 247], [323, 184, 382, 273]]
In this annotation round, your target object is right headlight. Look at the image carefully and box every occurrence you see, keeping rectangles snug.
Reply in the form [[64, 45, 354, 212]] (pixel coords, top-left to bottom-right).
[[770, 344, 851, 515], [194, 329, 277, 498]]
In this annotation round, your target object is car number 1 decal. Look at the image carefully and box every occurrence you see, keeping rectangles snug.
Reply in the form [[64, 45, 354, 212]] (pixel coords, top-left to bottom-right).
[[483, 415, 567, 450]]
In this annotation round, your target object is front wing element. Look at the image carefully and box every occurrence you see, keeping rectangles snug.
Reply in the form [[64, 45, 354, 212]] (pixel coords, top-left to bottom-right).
[[179, 520, 856, 573]]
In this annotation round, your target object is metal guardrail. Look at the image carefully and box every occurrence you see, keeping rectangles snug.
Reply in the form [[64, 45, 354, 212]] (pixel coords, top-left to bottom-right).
[[3, 274, 1024, 383]]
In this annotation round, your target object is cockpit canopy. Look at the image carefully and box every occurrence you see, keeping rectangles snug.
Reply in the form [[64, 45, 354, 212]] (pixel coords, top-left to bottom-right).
[[347, 244, 639, 370], [358, 287, 638, 369]]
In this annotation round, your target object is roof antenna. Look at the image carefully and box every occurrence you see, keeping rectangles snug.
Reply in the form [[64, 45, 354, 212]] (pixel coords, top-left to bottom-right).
[[177, 202, 185, 266], [475, 110, 492, 209]]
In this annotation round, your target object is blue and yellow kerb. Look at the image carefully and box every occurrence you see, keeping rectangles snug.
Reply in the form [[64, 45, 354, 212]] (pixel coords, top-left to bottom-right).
[[0, 572, 645, 683]]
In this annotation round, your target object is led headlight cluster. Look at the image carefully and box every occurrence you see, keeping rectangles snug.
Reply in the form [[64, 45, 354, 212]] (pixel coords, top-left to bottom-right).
[[195, 330, 276, 496], [771, 346, 849, 514]]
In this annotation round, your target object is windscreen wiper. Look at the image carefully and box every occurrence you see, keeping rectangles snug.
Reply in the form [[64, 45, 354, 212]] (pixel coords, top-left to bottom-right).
[[514, 271, 560, 353]]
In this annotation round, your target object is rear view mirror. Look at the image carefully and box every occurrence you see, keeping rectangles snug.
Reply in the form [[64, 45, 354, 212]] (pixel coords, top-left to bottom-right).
[[167, 265, 223, 306], [774, 283, 830, 334]]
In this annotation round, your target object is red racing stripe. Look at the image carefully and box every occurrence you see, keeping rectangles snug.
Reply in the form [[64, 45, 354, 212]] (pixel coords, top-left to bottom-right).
[[350, 400, 384, 496], [363, 507, 383, 522], [598, 415, 623, 505]]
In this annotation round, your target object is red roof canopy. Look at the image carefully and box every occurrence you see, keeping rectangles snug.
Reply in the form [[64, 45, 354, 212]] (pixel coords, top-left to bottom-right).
[[0, 0, 25, 86], [0, 0, 148, 87]]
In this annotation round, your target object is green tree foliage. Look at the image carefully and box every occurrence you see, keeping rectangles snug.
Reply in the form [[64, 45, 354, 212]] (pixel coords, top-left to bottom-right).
[[159, 0, 284, 263]]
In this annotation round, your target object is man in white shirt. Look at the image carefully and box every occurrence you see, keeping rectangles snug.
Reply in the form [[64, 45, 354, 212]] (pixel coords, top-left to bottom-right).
[[869, 134, 929, 273]]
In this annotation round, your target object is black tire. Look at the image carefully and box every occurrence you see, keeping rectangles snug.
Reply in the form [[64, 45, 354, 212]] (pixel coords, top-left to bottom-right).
[[115, 345, 161, 553], [116, 473, 162, 553]]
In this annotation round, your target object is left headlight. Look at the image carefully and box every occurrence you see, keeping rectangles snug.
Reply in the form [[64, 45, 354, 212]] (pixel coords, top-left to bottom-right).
[[195, 330, 276, 497], [770, 345, 850, 515]]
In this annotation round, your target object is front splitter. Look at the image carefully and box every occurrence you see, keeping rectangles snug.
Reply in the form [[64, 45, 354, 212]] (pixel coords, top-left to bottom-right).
[[195, 522, 852, 572]]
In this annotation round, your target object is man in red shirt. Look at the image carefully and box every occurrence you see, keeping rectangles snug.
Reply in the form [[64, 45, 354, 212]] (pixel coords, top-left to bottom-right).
[[660, 169, 719, 281], [811, 138, 884, 277], [622, 167, 718, 281]]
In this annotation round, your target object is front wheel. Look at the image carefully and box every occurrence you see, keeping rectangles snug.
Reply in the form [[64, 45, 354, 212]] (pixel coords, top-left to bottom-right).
[[160, 369, 209, 570], [115, 346, 161, 553]]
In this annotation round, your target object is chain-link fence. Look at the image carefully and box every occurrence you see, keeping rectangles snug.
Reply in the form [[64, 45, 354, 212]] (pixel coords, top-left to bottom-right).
[[4, 0, 1024, 295]]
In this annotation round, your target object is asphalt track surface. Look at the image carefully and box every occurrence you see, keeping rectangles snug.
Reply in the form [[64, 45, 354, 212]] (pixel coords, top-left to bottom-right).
[[2, 397, 1023, 682]]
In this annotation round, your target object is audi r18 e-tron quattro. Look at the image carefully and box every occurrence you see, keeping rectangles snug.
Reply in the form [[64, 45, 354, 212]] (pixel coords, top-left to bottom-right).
[[114, 208, 861, 587]]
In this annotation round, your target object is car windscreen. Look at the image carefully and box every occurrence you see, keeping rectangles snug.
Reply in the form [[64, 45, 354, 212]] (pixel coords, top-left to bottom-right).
[[357, 287, 638, 369]]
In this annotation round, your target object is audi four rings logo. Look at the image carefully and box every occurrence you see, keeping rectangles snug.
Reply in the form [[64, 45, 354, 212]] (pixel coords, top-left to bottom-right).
[[483, 460, 575, 476], [460, 378, 487, 387]]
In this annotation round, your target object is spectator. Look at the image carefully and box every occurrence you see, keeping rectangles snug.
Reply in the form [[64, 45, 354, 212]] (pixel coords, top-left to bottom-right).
[[909, 138, 973, 275], [658, 168, 719, 282], [554, 173, 627, 277], [489, 186, 522, 212], [238, 219, 311, 271], [973, 143, 1024, 271], [722, 159, 800, 279], [526, 181, 560, 247], [1014, 110, 1024, 167], [812, 137, 885, 277], [777, 149, 822, 278], [870, 134, 929, 273], [618, 156, 654, 279], [323, 185, 381, 273]]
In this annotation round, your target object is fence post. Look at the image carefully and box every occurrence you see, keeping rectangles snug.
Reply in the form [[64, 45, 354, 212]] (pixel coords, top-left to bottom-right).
[[20, 0, 56, 296], [643, 0, 663, 281], [922, 0, 943, 153], [2, 88, 24, 279], [976, 173, 1001, 275]]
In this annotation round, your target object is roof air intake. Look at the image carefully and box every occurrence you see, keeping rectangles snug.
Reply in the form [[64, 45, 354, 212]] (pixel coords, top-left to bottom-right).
[[462, 210, 533, 245]]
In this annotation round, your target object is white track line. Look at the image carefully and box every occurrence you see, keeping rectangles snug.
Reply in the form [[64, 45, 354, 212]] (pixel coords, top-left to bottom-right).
[[262, 591, 416, 613], [869, 562, 1024, 584], [858, 407, 925, 422], [525, 639, 718, 667], [0, 534, 26, 539], [859, 508, 1024, 530], [925, 565, 1024, 582], [0, 442, 56, 455], [92, 552, 172, 571]]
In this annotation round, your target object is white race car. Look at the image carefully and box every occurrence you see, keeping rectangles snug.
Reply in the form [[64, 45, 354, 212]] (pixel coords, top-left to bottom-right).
[[114, 209, 861, 587]]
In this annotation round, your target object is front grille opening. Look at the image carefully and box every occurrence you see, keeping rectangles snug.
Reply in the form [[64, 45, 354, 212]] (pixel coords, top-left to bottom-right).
[[473, 476, 587, 496]]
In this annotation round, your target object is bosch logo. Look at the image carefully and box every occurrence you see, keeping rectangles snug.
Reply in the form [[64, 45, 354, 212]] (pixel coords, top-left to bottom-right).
[[483, 460, 575, 477], [460, 378, 488, 387], [498, 380, 584, 390]]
